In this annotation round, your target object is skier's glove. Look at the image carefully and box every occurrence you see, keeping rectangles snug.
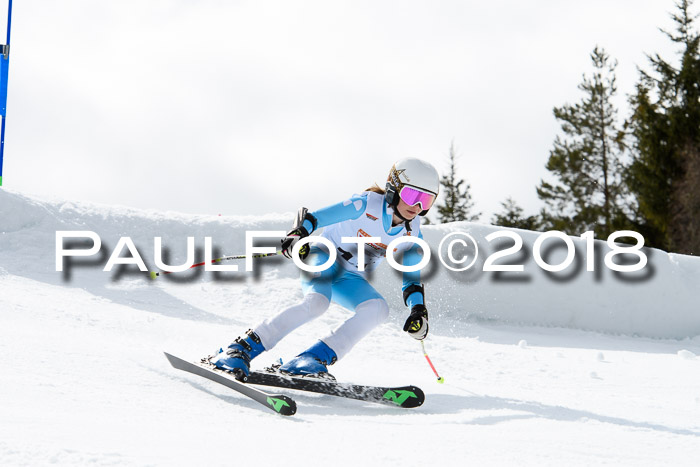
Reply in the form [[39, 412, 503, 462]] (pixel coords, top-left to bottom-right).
[[403, 304, 429, 340], [281, 207, 317, 260], [281, 227, 311, 259]]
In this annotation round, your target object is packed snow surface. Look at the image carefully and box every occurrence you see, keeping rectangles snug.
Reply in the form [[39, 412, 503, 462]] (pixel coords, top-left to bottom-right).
[[1, 189, 699, 466]]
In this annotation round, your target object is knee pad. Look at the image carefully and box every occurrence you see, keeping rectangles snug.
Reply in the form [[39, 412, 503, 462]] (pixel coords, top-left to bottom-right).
[[354, 298, 390, 327], [301, 292, 331, 319], [254, 292, 330, 350]]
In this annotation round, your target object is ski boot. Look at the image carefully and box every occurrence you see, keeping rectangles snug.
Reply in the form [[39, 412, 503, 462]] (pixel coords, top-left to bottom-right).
[[278, 340, 337, 380], [211, 329, 265, 381]]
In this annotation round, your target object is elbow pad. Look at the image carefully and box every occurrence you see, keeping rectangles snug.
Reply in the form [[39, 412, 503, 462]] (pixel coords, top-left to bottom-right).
[[293, 207, 318, 235]]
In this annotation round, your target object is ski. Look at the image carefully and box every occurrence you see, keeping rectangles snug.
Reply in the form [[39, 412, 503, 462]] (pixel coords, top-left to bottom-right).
[[245, 368, 425, 408], [163, 352, 296, 416]]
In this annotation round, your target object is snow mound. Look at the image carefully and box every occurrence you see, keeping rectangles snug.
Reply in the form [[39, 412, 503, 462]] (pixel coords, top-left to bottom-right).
[[2, 188, 698, 338]]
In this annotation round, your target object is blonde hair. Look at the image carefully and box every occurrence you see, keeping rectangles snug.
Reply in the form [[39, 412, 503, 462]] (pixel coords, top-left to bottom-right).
[[364, 183, 386, 195]]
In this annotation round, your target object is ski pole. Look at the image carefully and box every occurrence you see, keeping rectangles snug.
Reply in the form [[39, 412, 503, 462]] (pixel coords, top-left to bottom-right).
[[420, 340, 444, 384], [149, 251, 283, 279]]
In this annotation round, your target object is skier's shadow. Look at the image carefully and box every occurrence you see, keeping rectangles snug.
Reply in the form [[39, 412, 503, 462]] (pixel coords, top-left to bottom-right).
[[266, 391, 700, 438], [419, 393, 700, 438]]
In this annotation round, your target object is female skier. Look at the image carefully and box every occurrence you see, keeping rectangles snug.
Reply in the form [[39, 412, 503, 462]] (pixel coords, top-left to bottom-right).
[[212, 157, 440, 380]]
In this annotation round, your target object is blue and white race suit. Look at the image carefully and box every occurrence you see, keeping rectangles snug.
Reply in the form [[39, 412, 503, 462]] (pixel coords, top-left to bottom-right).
[[254, 191, 426, 360]]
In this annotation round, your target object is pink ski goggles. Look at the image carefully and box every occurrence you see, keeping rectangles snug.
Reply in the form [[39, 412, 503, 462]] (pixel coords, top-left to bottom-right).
[[399, 185, 436, 210]]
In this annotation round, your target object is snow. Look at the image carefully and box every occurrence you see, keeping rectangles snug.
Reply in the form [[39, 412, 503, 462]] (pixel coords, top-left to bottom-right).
[[1, 188, 700, 466]]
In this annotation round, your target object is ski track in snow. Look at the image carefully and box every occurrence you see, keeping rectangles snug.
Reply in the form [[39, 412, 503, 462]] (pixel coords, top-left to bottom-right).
[[1, 190, 700, 466]]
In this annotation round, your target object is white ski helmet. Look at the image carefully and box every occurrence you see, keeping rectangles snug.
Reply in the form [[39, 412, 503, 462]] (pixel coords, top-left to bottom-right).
[[385, 157, 440, 216]]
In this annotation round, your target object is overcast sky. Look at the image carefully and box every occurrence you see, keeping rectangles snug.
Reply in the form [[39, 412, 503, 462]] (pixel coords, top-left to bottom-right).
[[1, 0, 682, 222]]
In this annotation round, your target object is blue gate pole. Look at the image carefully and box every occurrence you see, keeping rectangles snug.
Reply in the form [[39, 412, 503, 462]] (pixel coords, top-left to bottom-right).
[[0, 0, 13, 186]]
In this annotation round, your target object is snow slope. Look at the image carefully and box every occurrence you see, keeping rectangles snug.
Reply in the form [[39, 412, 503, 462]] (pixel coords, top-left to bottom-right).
[[1, 189, 699, 466]]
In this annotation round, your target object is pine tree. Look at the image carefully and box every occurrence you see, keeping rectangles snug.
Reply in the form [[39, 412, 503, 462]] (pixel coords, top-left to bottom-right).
[[492, 197, 541, 230], [537, 46, 627, 237], [437, 143, 480, 223], [627, 0, 700, 254]]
